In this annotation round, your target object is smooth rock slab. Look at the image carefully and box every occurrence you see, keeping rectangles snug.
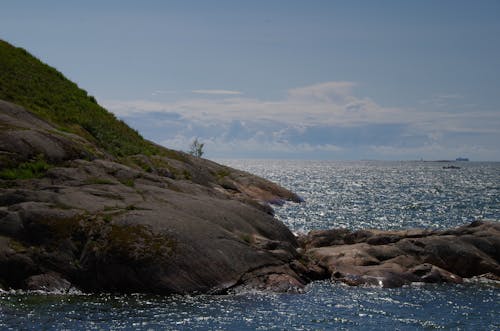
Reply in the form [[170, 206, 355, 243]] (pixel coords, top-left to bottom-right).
[[304, 220, 500, 287]]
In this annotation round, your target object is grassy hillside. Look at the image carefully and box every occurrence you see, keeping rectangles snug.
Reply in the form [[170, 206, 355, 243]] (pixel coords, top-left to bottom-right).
[[0, 39, 158, 157]]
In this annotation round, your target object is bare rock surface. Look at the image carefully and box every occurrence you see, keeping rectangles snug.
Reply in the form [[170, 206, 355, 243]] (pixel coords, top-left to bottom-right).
[[302, 220, 500, 287], [0, 100, 307, 294], [25, 272, 73, 292]]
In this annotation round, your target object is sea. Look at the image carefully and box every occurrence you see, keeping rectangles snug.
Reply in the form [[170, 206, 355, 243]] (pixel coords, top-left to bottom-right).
[[1, 160, 499, 330]]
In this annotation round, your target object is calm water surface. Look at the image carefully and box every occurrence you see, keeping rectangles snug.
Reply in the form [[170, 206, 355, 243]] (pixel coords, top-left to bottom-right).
[[1, 161, 499, 330]]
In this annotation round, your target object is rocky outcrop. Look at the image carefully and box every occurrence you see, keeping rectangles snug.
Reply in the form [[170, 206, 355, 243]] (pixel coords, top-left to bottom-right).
[[2, 37, 497, 294], [24, 272, 73, 293], [1, 102, 498, 294], [0, 100, 308, 294], [301, 220, 500, 287]]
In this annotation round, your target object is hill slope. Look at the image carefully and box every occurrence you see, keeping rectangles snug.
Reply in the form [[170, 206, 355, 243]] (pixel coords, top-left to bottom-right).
[[0, 39, 303, 199], [0, 39, 156, 157], [0, 40, 309, 293]]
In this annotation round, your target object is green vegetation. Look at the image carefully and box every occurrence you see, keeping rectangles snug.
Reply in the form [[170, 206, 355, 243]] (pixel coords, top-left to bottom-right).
[[188, 138, 204, 158], [102, 214, 113, 223], [182, 169, 192, 180], [0, 155, 51, 179], [127, 156, 154, 173], [150, 156, 180, 178], [102, 224, 175, 262], [161, 149, 189, 163], [215, 168, 231, 180], [7, 238, 27, 253], [119, 178, 135, 187], [36, 216, 83, 242], [239, 233, 254, 244], [0, 39, 159, 157]]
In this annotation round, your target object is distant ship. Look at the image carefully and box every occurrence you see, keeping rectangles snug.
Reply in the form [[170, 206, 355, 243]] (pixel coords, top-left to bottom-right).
[[456, 157, 469, 162]]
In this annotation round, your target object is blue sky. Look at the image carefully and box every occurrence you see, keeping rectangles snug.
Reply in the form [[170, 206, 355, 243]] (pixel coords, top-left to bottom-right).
[[1, 0, 499, 160]]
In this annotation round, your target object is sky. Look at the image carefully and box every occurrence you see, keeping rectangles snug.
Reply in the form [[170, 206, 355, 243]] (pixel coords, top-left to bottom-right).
[[1, 0, 499, 160]]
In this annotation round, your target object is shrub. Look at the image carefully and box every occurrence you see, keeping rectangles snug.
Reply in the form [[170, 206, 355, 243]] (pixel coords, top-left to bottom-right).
[[188, 138, 204, 158]]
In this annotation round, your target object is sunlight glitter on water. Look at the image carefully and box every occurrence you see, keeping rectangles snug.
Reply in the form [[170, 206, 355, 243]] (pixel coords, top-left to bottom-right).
[[1, 160, 499, 330], [1, 282, 499, 330], [221, 160, 500, 232]]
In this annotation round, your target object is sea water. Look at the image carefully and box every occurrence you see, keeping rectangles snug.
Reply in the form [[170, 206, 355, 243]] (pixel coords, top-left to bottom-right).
[[1, 161, 499, 330]]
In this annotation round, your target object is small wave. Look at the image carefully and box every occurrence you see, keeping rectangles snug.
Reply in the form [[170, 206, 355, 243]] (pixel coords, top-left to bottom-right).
[[464, 274, 500, 286], [0, 287, 85, 296]]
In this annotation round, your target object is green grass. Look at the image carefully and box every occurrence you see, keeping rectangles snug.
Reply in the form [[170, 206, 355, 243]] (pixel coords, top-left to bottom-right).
[[119, 178, 135, 187], [127, 156, 154, 173], [0, 156, 51, 179], [215, 168, 231, 179], [161, 149, 189, 163], [0, 39, 159, 157], [102, 214, 113, 223], [182, 169, 192, 180], [239, 233, 253, 244]]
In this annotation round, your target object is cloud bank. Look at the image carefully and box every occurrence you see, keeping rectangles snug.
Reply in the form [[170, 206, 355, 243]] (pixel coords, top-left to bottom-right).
[[102, 81, 500, 160]]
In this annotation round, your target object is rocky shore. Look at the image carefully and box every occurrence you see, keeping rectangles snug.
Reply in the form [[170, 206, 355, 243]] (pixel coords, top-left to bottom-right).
[[0, 100, 305, 294], [299, 220, 500, 288], [0, 100, 499, 294], [0, 39, 499, 294]]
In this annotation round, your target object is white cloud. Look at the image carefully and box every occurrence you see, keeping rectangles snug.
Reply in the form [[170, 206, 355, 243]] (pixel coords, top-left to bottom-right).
[[103, 81, 406, 127], [102, 82, 498, 134], [101, 81, 500, 160]]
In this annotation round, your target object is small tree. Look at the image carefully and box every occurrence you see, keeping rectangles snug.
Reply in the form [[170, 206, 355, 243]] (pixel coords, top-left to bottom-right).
[[189, 138, 204, 157]]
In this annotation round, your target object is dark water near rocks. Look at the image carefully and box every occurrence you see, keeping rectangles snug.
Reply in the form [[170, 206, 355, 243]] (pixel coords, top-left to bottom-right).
[[1, 161, 499, 330]]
